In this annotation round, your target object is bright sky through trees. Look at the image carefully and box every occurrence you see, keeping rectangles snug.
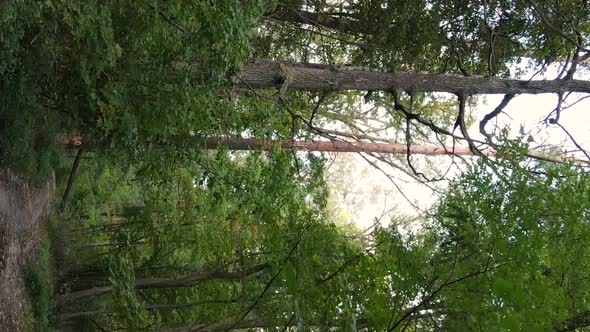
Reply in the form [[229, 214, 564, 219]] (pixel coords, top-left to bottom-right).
[[331, 63, 590, 228]]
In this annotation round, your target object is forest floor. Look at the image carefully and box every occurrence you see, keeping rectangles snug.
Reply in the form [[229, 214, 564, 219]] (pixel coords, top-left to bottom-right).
[[0, 168, 54, 331]]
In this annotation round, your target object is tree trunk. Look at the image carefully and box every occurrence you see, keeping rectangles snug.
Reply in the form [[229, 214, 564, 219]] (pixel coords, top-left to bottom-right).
[[58, 148, 83, 213], [238, 59, 590, 94], [66, 219, 140, 236], [59, 299, 239, 321], [204, 137, 491, 156], [61, 136, 588, 164], [78, 240, 146, 248], [57, 263, 270, 306], [62, 135, 481, 156]]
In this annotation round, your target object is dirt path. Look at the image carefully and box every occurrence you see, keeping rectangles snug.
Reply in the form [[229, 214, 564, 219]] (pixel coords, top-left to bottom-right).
[[0, 169, 54, 331]]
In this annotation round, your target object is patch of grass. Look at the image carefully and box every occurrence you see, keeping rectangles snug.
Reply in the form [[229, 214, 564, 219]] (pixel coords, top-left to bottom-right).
[[22, 232, 54, 332]]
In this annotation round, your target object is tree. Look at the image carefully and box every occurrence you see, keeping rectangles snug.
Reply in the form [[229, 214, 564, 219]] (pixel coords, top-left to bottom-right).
[[426, 152, 590, 331], [57, 263, 270, 306], [262, 0, 589, 74], [60, 143, 590, 331], [250, 0, 590, 167], [42, 1, 590, 331], [238, 59, 590, 94]]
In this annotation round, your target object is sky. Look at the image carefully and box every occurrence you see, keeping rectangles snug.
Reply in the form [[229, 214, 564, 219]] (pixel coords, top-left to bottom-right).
[[326, 62, 590, 230]]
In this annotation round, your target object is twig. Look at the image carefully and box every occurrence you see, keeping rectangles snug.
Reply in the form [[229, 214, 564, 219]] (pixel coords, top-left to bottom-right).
[[555, 122, 590, 161]]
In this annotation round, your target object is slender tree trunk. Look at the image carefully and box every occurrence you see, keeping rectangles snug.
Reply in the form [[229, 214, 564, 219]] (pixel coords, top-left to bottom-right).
[[65, 219, 139, 236], [57, 263, 270, 306], [204, 137, 492, 156], [61, 136, 482, 156], [59, 299, 239, 321], [61, 136, 588, 164], [238, 59, 590, 94], [78, 240, 146, 248], [59, 148, 83, 213]]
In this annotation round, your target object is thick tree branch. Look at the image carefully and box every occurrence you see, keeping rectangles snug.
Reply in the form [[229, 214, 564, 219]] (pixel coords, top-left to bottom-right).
[[264, 6, 357, 33], [238, 60, 590, 94]]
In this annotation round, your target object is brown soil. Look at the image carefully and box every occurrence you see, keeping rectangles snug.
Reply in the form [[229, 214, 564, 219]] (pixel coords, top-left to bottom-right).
[[0, 169, 54, 331]]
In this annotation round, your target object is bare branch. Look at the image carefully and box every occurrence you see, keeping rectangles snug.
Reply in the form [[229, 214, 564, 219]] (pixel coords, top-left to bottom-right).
[[554, 122, 590, 162], [479, 94, 515, 140], [455, 93, 481, 155], [229, 225, 310, 330], [150, 5, 189, 34]]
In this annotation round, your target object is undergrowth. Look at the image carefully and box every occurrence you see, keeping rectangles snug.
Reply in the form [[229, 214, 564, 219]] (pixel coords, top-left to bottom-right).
[[22, 233, 55, 332]]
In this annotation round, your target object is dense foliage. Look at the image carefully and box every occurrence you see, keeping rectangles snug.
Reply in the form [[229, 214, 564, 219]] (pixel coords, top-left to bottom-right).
[[0, 0, 265, 178], [58, 146, 590, 331], [430, 154, 590, 331]]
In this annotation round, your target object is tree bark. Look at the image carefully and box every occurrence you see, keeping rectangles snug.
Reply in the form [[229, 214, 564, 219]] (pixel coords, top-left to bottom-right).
[[238, 59, 590, 95], [62, 136, 481, 156], [203, 137, 492, 156], [62, 135, 491, 161], [57, 263, 270, 306], [61, 136, 588, 164]]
